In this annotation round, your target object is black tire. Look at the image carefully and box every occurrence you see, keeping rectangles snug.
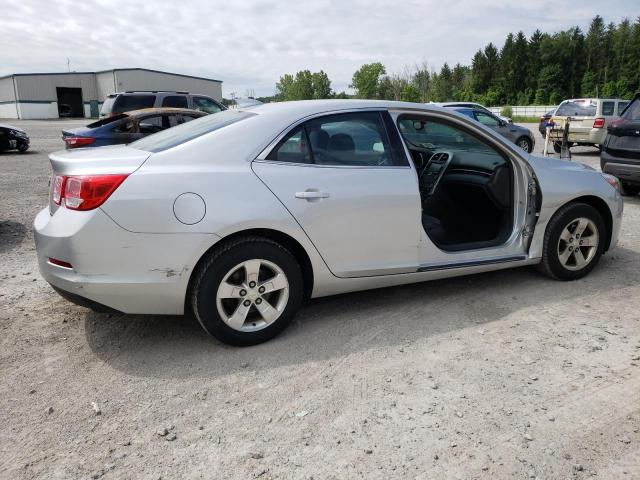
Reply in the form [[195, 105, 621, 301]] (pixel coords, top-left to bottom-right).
[[538, 202, 606, 281], [553, 142, 561, 153], [190, 236, 304, 346], [516, 136, 532, 153], [621, 182, 640, 196], [17, 142, 29, 153]]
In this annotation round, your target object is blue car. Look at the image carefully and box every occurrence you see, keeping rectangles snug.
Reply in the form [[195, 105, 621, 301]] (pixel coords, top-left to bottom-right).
[[445, 106, 535, 153], [62, 108, 207, 149]]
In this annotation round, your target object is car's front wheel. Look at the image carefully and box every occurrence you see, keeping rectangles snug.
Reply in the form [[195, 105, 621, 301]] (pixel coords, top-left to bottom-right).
[[191, 237, 303, 346], [516, 136, 532, 153], [538, 202, 606, 280], [17, 142, 29, 153]]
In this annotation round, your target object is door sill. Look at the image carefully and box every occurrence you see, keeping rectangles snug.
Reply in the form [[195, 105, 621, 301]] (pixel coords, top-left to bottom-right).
[[417, 255, 527, 272]]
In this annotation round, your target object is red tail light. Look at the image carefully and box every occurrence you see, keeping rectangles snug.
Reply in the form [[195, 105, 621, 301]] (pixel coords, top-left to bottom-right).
[[593, 118, 605, 128], [52, 174, 128, 210], [63, 136, 95, 148], [48, 258, 73, 269]]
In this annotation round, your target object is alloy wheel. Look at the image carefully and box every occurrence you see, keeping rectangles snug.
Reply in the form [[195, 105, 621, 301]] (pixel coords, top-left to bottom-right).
[[557, 217, 599, 271], [518, 138, 531, 152], [216, 259, 289, 332]]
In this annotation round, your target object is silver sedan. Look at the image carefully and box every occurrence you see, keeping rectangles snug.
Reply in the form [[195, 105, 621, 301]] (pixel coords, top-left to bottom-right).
[[34, 100, 623, 345]]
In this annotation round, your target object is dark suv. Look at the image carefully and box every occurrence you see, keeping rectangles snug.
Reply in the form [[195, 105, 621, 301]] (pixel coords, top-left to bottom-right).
[[601, 93, 640, 196], [100, 91, 225, 117]]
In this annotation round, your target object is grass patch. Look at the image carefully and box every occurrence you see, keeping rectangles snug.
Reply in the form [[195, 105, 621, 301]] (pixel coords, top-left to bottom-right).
[[512, 116, 542, 123]]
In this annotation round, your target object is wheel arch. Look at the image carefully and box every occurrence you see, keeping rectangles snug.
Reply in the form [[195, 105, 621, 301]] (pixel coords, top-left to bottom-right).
[[555, 195, 613, 251], [185, 228, 315, 313]]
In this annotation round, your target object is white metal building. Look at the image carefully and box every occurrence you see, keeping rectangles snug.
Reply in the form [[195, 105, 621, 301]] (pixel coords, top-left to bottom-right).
[[0, 68, 223, 119]]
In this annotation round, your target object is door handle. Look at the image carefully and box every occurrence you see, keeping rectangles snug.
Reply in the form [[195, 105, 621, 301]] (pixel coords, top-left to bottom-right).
[[295, 190, 330, 200]]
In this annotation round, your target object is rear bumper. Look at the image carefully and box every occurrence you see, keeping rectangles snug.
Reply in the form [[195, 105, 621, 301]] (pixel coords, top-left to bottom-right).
[[548, 128, 606, 145], [601, 152, 640, 185], [33, 207, 219, 315]]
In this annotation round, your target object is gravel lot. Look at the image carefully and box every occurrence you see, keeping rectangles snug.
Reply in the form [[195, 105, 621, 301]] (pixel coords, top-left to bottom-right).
[[1, 120, 639, 480]]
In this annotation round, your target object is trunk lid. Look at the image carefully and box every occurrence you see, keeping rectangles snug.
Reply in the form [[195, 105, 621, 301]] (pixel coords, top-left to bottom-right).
[[48, 145, 151, 214]]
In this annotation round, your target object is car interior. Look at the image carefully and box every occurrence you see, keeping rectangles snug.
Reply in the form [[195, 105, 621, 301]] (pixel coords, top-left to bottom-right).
[[397, 115, 514, 251]]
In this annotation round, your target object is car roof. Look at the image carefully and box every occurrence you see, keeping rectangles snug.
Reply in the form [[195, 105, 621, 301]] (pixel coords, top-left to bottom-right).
[[123, 107, 207, 117], [435, 102, 485, 108], [237, 99, 448, 119], [108, 91, 191, 96]]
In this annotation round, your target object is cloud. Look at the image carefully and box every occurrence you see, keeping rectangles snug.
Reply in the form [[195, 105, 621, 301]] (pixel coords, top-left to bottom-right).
[[0, 0, 635, 97]]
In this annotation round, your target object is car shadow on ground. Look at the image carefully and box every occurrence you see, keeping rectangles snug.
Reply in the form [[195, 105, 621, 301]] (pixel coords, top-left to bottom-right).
[[0, 150, 37, 156], [83, 245, 640, 380], [0, 220, 27, 254]]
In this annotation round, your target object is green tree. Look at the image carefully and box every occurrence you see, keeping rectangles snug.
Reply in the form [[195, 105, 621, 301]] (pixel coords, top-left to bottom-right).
[[311, 70, 332, 99], [276, 70, 333, 100], [401, 84, 421, 102], [412, 63, 431, 102], [350, 62, 387, 99]]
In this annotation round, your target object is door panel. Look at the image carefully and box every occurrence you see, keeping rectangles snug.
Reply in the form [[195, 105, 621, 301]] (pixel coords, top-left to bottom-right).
[[253, 162, 421, 277]]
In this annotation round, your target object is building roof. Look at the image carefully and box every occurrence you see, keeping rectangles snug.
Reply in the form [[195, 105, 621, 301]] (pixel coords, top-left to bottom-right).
[[0, 68, 222, 83]]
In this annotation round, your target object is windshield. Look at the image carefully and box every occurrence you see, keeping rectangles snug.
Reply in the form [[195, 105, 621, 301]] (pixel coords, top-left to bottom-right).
[[555, 99, 597, 117], [131, 110, 257, 152], [398, 118, 496, 155]]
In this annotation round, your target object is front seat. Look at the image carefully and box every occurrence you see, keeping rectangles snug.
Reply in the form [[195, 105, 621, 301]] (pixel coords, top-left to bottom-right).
[[327, 133, 355, 164]]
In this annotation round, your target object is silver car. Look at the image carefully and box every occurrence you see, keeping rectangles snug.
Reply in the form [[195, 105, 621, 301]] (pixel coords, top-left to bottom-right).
[[34, 100, 623, 345]]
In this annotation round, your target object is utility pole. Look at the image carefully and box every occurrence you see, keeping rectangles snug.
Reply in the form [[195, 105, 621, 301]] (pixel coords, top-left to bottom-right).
[[67, 58, 70, 72]]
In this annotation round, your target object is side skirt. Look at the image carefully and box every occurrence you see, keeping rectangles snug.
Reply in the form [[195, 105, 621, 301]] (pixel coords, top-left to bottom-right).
[[417, 255, 527, 272]]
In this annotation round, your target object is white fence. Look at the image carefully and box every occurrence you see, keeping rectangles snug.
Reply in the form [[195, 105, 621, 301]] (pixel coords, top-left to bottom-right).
[[489, 105, 557, 117]]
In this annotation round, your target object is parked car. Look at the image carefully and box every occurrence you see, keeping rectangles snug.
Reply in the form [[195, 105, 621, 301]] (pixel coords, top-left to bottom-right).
[[539, 111, 554, 138], [0, 124, 30, 153], [62, 108, 207, 148], [99, 91, 226, 117], [437, 102, 512, 123], [451, 106, 535, 152], [58, 104, 73, 118], [601, 93, 640, 196], [548, 98, 629, 152], [35, 100, 622, 345]]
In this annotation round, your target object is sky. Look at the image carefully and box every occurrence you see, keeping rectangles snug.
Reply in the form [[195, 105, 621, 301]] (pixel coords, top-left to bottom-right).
[[1, 0, 637, 97]]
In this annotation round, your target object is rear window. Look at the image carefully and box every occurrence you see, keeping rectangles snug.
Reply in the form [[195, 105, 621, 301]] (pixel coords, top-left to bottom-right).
[[555, 100, 597, 117], [162, 95, 188, 108], [112, 95, 156, 114], [130, 110, 256, 152], [618, 101, 630, 115], [100, 96, 116, 116], [87, 114, 128, 128], [602, 101, 615, 116]]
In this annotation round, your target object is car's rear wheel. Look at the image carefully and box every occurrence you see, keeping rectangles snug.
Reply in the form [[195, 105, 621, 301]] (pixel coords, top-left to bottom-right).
[[621, 182, 640, 196], [516, 136, 532, 153], [538, 202, 606, 280], [191, 237, 303, 346]]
